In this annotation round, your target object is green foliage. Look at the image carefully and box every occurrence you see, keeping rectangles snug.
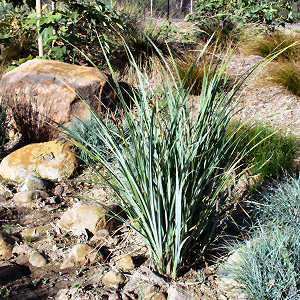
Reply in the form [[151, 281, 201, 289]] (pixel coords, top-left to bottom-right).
[[258, 176, 300, 228], [190, 0, 297, 45], [269, 61, 300, 96], [223, 176, 300, 299], [194, 0, 296, 25], [230, 122, 297, 179], [0, 0, 33, 63], [242, 31, 300, 61], [228, 226, 300, 299], [66, 46, 259, 278], [0, 0, 129, 64], [31, 0, 127, 63], [68, 115, 125, 165]]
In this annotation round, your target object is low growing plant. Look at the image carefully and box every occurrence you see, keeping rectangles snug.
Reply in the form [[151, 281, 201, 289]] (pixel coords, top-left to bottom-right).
[[69, 115, 126, 165], [229, 121, 298, 179], [258, 176, 300, 229], [175, 53, 227, 95], [226, 226, 300, 300], [241, 31, 300, 61], [223, 176, 300, 299], [268, 61, 300, 96]]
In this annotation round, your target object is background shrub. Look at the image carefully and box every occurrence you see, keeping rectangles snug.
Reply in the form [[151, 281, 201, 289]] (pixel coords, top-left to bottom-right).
[[193, 0, 296, 25]]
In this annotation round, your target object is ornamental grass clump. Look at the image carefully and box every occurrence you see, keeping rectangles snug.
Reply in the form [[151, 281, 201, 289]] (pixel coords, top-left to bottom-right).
[[229, 121, 298, 179], [65, 44, 274, 278], [223, 176, 300, 299], [226, 226, 300, 300], [269, 61, 300, 97], [175, 53, 227, 95], [242, 31, 300, 61]]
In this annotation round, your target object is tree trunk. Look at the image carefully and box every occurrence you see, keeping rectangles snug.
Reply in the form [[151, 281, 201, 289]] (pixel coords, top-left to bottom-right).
[[36, 0, 43, 57], [150, 0, 153, 16]]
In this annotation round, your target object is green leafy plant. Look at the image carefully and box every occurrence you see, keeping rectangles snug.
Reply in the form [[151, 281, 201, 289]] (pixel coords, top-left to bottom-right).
[[229, 122, 298, 179], [68, 115, 126, 165], [268, 61, 300, 96], [190, 0, 297, 46], [65, 42, 269, 278], [0, 0, 34, 63], [193, 0, 296, 25], [0, 0, 129, 64], [25, 0, 127, 63]]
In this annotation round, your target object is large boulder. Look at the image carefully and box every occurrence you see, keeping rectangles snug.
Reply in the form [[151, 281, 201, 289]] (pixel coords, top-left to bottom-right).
[[0, 141, 77, 182], [0, 59, 111, 139]]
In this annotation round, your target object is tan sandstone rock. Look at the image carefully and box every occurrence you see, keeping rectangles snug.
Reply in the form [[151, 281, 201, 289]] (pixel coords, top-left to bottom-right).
[[115, 254, 135, 272], [0, 59, 110, 138], [28, 250, 47, 267], [60, 244, 97, 269], [0, 141, 77, 182], [57, 203, 106, 235], [13, 191, 48, 208], [143, 285, 167, 300], [102, 270, 126, 289], [21, 225, 51, 242], [0, 233, 12, 260], [19, 175, 47, 192]]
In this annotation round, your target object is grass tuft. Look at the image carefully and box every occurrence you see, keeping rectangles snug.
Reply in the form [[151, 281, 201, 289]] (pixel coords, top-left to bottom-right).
[[223, 176, 300, 299], [241, 31, 300, 61], [69, 114, 126, 165], [258, 176, 300, 229], [10, 99, 55, 143], [229, 121, 298, 179], [268, 61, 300, 96], [175, 53, 227, 95], [65, 45, 257, 278]]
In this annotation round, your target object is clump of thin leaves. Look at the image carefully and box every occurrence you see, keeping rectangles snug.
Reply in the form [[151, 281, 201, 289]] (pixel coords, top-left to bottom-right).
[[226, 226, 300, 300], [68, 114, 125, 165], [222, 176, 300, 299], [258, 176, 300, 230], [65, 41, 273, 278]]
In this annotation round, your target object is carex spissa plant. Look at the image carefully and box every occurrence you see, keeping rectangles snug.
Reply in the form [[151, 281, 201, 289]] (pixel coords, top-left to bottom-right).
[[65, 41, 280, 279]]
